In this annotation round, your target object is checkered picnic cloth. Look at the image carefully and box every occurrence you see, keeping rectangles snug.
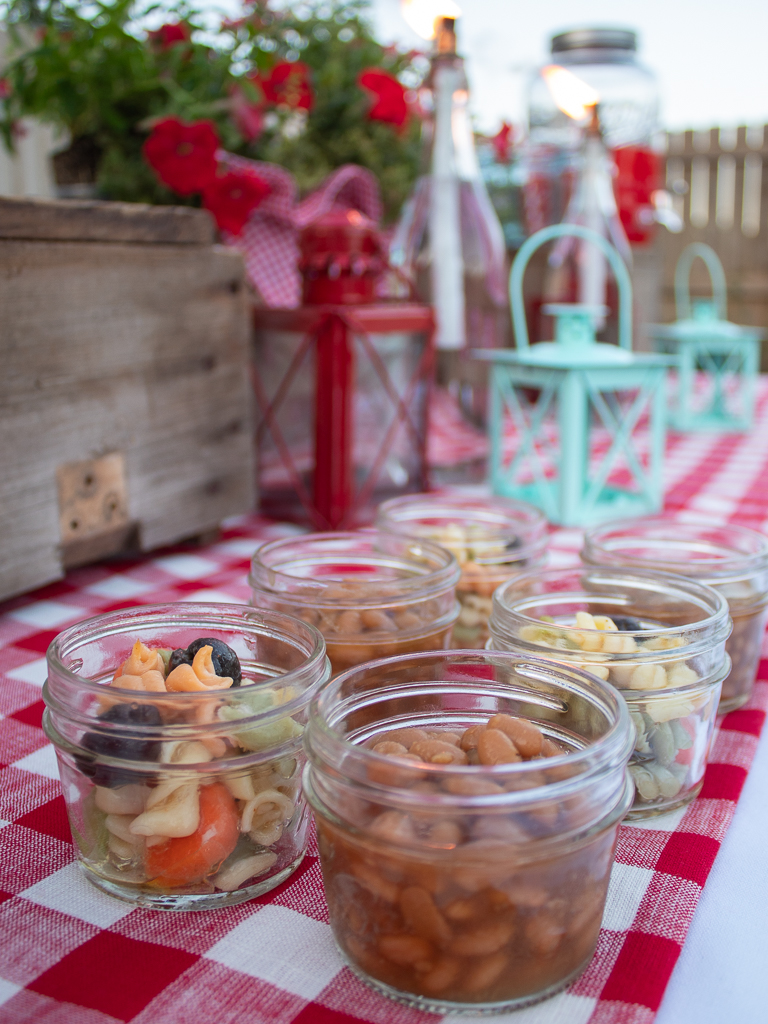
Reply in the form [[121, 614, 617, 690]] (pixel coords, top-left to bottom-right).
[[2, 384, 768, 1023], [219, 158, 382, 309]]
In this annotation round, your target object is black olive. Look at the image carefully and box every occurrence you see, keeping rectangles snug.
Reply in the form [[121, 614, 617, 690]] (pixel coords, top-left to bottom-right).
[[185, 637, 242, 687], [78, 702, 162, 789], [168, 647, 192, 673], [167, 638, 241, 687], [612, 615, 642, 632]]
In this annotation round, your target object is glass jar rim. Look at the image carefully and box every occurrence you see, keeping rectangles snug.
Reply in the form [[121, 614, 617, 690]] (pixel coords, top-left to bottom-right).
[[490, 566, 731, 657], [306, 649, 634, 813], [583, 517, 768, 584], [45, 603, 329, 719], [249, 530, 461, 607], [376, 493, 549, 566]]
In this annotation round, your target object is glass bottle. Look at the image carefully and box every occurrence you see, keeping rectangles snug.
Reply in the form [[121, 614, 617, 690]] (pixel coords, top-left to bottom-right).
[[390, 18, 508, 480]]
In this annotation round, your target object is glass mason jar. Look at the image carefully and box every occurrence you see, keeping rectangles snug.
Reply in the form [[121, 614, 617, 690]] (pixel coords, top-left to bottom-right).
[[524, 28, 662, 249], [376, 493, 548, 649], [249, 531, 460, 675], [528, 29, 659, 153], [582, 518, 768, 713], [304, 649, 634, 1013], [488, 568, 732, 818], [44, 603, 330, 910]]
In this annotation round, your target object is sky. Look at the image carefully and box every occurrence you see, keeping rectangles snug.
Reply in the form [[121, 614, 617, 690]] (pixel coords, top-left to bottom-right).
[[369, 0, 768, 134]]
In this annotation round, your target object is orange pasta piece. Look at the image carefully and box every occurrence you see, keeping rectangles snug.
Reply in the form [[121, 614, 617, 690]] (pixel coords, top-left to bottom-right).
[[115, 640, 165, 681], [111, 669, 167, 693], [165, 646, 233, 692]]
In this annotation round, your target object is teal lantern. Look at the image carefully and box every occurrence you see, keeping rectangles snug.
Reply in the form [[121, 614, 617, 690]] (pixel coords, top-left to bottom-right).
[[476, 224, 671, 527], [650, 243, 764, 432]]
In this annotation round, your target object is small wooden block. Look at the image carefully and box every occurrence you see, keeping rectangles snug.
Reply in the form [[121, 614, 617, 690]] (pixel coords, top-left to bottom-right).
[[56, 452, 130, 544]]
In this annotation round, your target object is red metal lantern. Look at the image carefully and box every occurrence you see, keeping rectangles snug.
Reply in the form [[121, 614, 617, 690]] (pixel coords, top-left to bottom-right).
[[252, 210, 435, 529]]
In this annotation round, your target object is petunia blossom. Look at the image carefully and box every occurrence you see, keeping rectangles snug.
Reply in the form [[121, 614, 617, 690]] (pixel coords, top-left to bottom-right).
[[143, 118, 220, 195], [149, 22, 191, 50], [202, 168, 271, 236], [358, 69, 408, 128], [252, 61, 313, 111]]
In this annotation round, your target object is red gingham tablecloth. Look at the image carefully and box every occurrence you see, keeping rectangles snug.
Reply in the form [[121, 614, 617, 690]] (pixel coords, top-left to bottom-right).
[[2, 388, 768, 1024]]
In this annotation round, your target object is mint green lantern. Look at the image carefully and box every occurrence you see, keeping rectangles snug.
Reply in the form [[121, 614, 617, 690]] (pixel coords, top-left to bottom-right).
[[650, 243, 764, 432], [476, 224, 671, 527]]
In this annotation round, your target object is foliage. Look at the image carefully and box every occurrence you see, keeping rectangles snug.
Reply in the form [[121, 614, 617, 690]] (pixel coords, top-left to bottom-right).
[[0, 0, 426, 219], [0, 0, 242, 203], [223, 1, 425, 219]]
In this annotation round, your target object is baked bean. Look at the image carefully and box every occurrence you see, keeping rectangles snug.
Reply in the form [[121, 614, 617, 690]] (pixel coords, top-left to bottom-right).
[[502, 880, 549, 908], [525, 912, 566, 956], [449, 920, 514, 957], [361, 609, 398, 632], [444, 896, 479, 922], [420, 956, 461, 994], [394, 610, 423, 631], [382, 728, 428, 748], [399, 886, 452, 946], [379, 934, 434, 966], [350, 860, 400, 903], [488, 714, 543, 758], [410, 739, 469, 766], [444, 776, 504, 797], [369, 811, 417, 845], [462, 951, 508, 994], [344, 935, 399, 986], [428, 820, 462, 847], [335, 611, 363, 634], [460, 724, 484, 752], [367, 753, 422, 789], [540, 737, 564, 758], [478, 728, 521, 765], [428, 730, 462, 747], [372, 741, 409, 756]]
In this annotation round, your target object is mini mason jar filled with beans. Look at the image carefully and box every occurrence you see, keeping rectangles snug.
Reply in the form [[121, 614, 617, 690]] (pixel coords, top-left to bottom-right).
[[582, 518, 768, 713], [376, 493, 548, 649], [488, 567, 732, 818], [249, 531, 460, 675], [44, 604, 330, 910], [304, 650, 634, 1013]]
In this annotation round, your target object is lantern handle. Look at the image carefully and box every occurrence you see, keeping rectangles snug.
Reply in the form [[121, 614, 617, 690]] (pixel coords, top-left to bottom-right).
[[509, 224, 633, 350], [674, 242, 728, 320]]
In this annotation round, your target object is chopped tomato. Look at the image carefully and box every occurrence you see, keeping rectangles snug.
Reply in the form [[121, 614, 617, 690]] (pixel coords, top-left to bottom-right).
[[146, 782, 239, 887]]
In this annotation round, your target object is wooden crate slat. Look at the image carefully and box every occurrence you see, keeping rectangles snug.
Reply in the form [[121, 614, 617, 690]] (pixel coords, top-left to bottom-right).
[[0, 198, 254, 602], [0, 195, 215, 244]]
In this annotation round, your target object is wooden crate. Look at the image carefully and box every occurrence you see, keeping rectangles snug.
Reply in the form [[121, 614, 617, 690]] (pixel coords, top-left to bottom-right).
[[0, 195, 255, 602]]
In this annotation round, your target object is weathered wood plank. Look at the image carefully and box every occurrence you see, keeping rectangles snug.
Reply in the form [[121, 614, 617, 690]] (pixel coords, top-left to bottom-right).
[[0, 217, 254, 602], [0, 195, 215, 244]]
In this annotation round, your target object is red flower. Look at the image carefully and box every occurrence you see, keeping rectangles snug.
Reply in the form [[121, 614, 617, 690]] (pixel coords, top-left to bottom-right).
[[492, 122, 514, 164], [143, 118, 219, 196], [252, 61, 313, 111], [230, 88, 265, 142], [358, 69, 408, 128], [0, 78, 11, 100], [149, 22, 191, 50], [202, 169, 271, 236]]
